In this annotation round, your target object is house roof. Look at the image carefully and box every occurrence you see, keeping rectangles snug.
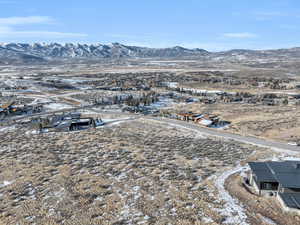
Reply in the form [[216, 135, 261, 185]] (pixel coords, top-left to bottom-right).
[[248, 162, 277, 183], [279, 193, 300, 209], [194, 115, 204, 120], [248, 161, 300, 188], [199, 119, 213, 126]]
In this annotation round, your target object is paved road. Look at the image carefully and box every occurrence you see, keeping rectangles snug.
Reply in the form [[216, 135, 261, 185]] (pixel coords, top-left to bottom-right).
[[2, 108, 300, 153], [149, 117, 300, 152]]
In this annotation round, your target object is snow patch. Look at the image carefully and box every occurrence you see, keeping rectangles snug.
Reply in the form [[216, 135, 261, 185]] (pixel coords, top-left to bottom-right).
[[0, 125, 16, 133], [44, 103, 71, 110], [215, 165, 249, 225], [0, 180, 14, 188], [202, 216, 214, 223], [261, 215, 277, 225]]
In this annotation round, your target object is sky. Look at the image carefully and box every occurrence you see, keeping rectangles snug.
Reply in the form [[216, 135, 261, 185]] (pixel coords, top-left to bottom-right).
[[0, 0, 300, 51]]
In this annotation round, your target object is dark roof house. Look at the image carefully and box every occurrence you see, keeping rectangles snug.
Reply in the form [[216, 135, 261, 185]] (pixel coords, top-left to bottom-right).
[[248, 161, 300, 214], [249, 161, 300, 190]]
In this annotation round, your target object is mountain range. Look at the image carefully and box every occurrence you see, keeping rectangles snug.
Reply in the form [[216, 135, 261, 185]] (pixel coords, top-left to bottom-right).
[[1, 42, 300, 64]]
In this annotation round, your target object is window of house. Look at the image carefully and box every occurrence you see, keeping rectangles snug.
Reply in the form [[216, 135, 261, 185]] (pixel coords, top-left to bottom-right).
[[261, 182, 278, 190]]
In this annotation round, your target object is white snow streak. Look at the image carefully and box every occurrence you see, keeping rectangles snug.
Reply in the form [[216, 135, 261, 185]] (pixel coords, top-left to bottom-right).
[[215, 165, 249, 225]]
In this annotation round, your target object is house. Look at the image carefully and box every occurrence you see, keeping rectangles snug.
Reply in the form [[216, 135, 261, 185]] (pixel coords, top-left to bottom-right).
[[35, 112, 103, 132], [176, 112, 195, 121], [185, 97, 199, 103], [262, 98, 276, 106], [201, 98, 216, 104], [192, 114, 204, 121], [176, 112, 229, 128], [68, 118, 97, 131], [46, 117, 97, 132], [247, 161, 300, 214], [0, 102, 43, 119], [197, 118, 213, 126]]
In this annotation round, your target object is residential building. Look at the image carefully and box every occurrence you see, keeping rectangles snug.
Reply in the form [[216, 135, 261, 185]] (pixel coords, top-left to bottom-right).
[[247, 161, 300, 213]]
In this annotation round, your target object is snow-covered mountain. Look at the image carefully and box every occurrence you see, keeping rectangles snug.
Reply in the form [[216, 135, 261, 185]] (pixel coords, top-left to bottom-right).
[[0, 45, 46, 65], [0, 42, 209, 62], [2, 42, 300, 65]]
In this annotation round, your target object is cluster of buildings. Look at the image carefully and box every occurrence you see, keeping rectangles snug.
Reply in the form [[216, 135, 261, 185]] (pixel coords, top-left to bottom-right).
[[247, 160, 300, 214], [176, 112, 230, 128], [122, 105, 159, 115], [165, 85, 300, 106], [0, 101, 43, 120], [33, 112, 104, 132]]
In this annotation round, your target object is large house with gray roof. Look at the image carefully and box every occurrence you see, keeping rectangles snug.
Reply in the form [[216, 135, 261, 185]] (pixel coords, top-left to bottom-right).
[[247, 161, 300, 214]]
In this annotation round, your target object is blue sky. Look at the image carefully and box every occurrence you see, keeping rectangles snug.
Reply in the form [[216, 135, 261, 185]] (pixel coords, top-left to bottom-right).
[[0, 0, 300, 51]]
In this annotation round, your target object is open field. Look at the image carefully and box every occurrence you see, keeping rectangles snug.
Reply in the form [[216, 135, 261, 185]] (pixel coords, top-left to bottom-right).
[[0, 118, 275, 225]]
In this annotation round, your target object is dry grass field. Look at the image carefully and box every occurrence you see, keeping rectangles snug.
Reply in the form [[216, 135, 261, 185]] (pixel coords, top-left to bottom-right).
[[0, 119, 266, 225], [174, 102, 300, 143]]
